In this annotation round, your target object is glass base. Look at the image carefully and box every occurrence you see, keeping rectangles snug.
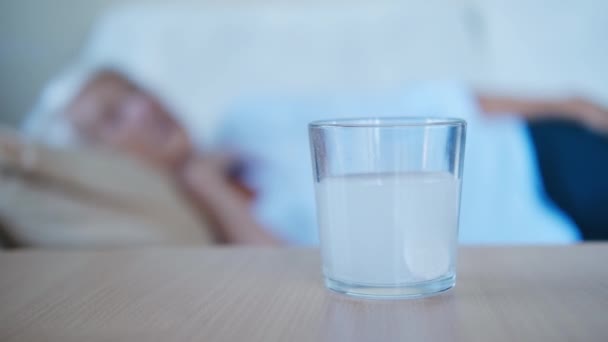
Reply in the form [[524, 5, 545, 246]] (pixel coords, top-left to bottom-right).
[[324, 274, 455, 299]]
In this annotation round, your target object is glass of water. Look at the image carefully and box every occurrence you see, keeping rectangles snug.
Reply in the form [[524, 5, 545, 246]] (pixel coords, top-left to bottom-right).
[[309, 117, 466, 299]]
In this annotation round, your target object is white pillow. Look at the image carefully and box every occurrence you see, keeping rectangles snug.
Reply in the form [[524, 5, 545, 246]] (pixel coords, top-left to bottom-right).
[[478, 0, 608, 100]]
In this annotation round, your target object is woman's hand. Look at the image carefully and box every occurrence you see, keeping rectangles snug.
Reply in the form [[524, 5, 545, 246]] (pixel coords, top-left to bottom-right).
[[559, 97, 608, 133], [177, 154, 280, 245]]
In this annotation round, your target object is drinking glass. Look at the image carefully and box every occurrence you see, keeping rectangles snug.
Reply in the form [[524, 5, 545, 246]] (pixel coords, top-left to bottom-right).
[[309, 117, 466, 299]]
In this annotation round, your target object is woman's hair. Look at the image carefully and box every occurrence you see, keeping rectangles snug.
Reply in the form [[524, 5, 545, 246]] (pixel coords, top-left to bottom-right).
[[22, 63, 137, 146]]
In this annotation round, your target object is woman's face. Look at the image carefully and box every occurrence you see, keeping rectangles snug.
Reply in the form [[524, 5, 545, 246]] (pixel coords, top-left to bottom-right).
[[65, 71, 192, 168]]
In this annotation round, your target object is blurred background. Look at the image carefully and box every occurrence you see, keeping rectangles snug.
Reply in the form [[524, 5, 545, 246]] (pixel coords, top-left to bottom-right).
[[2, 0, 607, 127], [0, 0, 607, 248]]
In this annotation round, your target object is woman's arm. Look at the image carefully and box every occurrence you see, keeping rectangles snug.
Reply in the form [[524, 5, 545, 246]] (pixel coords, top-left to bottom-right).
[[477, 95, 608, 133], [177, 156, 281, 245]]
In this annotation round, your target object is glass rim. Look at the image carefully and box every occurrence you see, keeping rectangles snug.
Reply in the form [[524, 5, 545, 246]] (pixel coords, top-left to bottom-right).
[[309, 117, 467, 128]]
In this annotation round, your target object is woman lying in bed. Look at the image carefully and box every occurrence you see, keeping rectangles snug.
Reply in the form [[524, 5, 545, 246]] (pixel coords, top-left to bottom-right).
[[63, 70, 280, 245], [4, 68, 607, 247], [0, 70, 278, 248]]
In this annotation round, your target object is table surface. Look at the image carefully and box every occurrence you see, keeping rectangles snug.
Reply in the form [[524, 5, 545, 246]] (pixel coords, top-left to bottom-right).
[[1, 244, 607, 342]]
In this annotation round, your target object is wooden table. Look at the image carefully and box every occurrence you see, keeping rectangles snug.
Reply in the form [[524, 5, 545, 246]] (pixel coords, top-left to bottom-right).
[[0, 244, 607, 341]]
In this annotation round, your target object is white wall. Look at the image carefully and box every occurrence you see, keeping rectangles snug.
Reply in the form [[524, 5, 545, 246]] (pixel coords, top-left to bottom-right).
[[0, 0, 124, 125]]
